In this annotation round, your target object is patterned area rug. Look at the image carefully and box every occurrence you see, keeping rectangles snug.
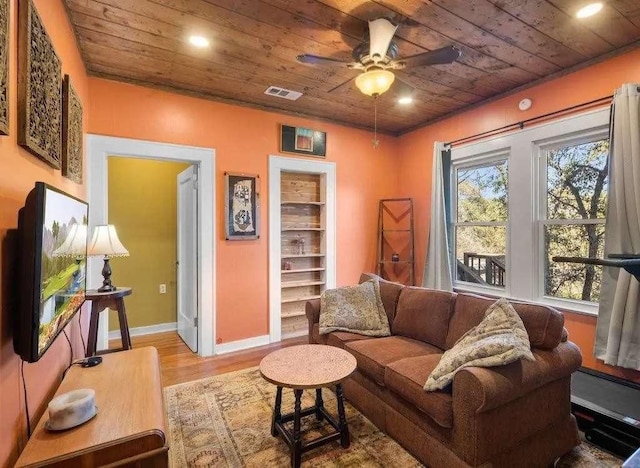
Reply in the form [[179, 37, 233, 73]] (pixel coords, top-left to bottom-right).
[[164, 367, 623, 467]]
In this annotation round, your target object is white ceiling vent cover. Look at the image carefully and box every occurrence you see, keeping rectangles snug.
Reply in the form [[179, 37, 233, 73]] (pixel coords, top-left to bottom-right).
[[264, 86, 303, 101]]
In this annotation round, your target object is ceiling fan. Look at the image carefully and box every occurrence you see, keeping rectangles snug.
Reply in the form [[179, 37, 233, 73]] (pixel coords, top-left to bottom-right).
[[297, 18, 462, 98]]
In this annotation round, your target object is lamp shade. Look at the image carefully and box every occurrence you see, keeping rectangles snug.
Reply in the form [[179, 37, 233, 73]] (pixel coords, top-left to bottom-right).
[[53, 224, 88, 257], [87, 225, 129, 257], [355, 69, 395, 96]]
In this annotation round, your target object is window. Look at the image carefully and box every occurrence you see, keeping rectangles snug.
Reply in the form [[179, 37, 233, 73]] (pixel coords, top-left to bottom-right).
[[541, 138, 609, 302], [454, 159, 508, 289], [449, 108, 610, 313]]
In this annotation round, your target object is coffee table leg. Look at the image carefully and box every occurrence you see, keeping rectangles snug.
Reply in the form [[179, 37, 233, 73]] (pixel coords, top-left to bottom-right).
[[292, 389, 303, 468], [315, 388, 324, 421], [336, 384, 350, 448], [271, 386, 282, 437]]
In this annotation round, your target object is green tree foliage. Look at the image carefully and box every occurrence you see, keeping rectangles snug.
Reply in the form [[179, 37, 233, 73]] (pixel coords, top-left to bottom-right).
[[545, 139, 609, 302]]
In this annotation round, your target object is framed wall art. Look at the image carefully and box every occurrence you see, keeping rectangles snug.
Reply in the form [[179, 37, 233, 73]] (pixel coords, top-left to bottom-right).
[[225, 172, 260, 240], [280, 124, 326, 158], [0, 0, 9, 135], [18, 0, 62, 168], [62, 75, 83, 183]]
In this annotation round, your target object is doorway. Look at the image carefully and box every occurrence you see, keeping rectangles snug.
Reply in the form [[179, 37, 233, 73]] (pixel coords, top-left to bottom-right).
[[87, 135, 216, 357]]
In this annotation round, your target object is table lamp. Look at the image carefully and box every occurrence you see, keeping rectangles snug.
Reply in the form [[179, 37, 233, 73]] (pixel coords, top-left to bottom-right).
[[53, 223, 88, 290], [88, 225, 129, 292]]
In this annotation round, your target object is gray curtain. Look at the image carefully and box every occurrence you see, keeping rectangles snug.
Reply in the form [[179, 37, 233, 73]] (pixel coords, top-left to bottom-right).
[[423, 142, 453, 291], [595, 83, 640, 370]]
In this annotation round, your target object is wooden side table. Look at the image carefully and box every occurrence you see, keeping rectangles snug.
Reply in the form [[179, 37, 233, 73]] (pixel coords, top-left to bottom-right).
[[86, 287, 133, 357], [259, 344, 357, 468], [15, 347, 168, 467]]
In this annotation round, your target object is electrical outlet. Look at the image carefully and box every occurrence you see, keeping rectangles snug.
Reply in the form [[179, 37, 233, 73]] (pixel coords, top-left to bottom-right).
[[159, 284, 167, 294]]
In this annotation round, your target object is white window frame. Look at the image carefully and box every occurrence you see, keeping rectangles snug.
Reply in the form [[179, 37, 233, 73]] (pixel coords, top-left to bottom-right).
[[450, 108, 610, 315], [452, 152, 510, 294], [535, 129, 609, 311]]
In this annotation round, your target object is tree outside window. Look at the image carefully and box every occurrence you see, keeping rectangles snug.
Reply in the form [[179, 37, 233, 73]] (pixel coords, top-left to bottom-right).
[[454, 160, 508, 288], [543, 138, 609, 302]]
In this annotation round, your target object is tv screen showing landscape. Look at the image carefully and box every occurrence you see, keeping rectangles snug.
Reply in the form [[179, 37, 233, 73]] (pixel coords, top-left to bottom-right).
[[38, 187, 88, 356]]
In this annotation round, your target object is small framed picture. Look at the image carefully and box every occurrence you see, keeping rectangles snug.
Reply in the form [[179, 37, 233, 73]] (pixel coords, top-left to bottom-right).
[[280, 124, 326, 158], [225, 172, 259, 240]]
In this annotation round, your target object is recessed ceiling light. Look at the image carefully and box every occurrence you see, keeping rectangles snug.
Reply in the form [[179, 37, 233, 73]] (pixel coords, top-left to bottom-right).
[[576, 2, 603, 18], [398, 96, 413, 105], [189, 35, 210, 48]]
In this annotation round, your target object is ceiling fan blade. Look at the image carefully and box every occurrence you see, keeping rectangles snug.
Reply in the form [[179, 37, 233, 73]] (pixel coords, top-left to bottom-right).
[[399, 46, 462, 69], [368, 18, 398, 60], [328, 76, 355, 93], [296, 54, 355, 67]]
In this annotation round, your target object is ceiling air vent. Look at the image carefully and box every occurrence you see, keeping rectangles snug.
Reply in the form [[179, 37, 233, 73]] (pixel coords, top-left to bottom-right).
[[264, 86, 302, 101]]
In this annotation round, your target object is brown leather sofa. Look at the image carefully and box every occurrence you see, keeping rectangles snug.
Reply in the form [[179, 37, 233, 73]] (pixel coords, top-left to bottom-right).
[[305, 274, 583, 467]]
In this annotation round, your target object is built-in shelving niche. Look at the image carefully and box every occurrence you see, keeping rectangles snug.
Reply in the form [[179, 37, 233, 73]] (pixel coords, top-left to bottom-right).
[[280, 172, 326, 338]]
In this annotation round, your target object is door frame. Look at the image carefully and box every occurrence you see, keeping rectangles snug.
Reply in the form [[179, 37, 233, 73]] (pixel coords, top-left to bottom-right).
[[268, 155, 337, 343], [87, 135, 216, 356]]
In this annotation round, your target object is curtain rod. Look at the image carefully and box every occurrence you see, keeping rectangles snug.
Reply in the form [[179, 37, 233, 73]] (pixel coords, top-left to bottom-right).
[[444, 95, 613, 148]]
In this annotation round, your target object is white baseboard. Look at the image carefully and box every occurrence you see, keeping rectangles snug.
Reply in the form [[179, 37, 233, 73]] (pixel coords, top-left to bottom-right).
[[109, 322, 177, 340], [282, 330, 309, 340], [215, 334, 270, 355]]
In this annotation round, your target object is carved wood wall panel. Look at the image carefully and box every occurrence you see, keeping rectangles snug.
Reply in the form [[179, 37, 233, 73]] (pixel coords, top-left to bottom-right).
[[62, 75, 83, 183], [0, 0, 9, 136], [18, 0, 61, 167]]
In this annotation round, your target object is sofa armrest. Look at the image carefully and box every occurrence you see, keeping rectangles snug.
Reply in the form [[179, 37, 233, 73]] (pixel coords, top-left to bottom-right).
[[305, 299, 321, 343], [453, 340, 582, 413]]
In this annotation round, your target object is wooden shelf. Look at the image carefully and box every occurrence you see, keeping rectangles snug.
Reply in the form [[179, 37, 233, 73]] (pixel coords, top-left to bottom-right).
[[281, 295, 321, 304], [382, 229, 411, 232], [281, 253, 325, 258], [282, 280, 325, 288], [379, 260, 413, 264], [281, 201, 324, 205], [281, 267, 325, 274], [282, 227, 325, 231], [282, 311, 307, 319]]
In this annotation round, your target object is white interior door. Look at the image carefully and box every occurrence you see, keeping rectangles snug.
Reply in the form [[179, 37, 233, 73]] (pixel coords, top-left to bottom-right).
[[177, 165, 199, 352]]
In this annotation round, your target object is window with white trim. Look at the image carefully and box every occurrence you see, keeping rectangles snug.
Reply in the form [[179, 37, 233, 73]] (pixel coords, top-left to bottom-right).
[[453, 158, 508, 289], [540, 138, 609, 303], [450, 108, 610, 314]]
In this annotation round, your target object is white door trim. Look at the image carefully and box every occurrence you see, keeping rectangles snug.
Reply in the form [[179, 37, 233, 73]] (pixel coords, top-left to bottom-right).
[[87, 135, 216, 357], [268, 155, 337, 343]]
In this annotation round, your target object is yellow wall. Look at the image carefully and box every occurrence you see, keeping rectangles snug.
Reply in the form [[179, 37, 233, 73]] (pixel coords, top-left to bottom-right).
[[107, 157, 190, 330]]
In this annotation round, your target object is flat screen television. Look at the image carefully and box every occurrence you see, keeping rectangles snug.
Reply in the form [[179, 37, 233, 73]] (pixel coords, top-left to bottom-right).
[[14, 182, 89, 363]]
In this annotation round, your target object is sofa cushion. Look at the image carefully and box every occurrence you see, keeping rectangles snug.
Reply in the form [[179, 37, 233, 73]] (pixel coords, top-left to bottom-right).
[[312, 324, 373, 348], [445, 293, 565, 350], [359, 273, 404, 329], [385, 355, 453, 428], [392, 287, 456, 349], [345, 336, 442, 386], [320, 280, 390, 336], [425, 298, 535, 391]]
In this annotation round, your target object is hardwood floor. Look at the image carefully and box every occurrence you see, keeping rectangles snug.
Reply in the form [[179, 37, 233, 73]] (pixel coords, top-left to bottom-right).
[[109, 332, 307, 387]]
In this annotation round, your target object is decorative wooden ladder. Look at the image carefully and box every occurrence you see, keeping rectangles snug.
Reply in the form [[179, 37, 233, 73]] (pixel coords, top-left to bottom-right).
[[377, 198, 415, 286]]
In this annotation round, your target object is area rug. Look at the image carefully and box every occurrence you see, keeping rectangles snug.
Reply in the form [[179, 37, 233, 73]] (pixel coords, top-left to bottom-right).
[[164, 367, 623, 467]]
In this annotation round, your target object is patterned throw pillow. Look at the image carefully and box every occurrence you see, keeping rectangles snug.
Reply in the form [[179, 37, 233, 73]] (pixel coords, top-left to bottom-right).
[[424, 298, 535, 391], [319, 280, 391, 336]]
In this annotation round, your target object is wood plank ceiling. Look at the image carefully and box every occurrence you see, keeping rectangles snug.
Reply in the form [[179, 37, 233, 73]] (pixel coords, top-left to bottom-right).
[[64, 0, 640, 134]]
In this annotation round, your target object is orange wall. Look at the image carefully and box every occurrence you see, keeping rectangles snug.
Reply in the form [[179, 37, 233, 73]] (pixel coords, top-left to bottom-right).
[[398, 47, 640, 382], [0, 1, 89, 466], [87, 78, 400, 344]]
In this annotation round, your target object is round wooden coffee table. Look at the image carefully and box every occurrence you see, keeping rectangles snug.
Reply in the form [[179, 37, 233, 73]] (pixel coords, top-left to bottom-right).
[[259, 344, 357, 468]]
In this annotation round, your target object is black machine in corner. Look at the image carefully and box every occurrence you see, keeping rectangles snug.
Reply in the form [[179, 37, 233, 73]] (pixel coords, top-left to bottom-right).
[[571, 367, 640, 458]]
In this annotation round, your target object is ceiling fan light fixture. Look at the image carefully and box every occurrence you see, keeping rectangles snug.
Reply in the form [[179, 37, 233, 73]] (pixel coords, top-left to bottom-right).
[[355, 69, 395, 96], [576, 2, 603, 18]]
